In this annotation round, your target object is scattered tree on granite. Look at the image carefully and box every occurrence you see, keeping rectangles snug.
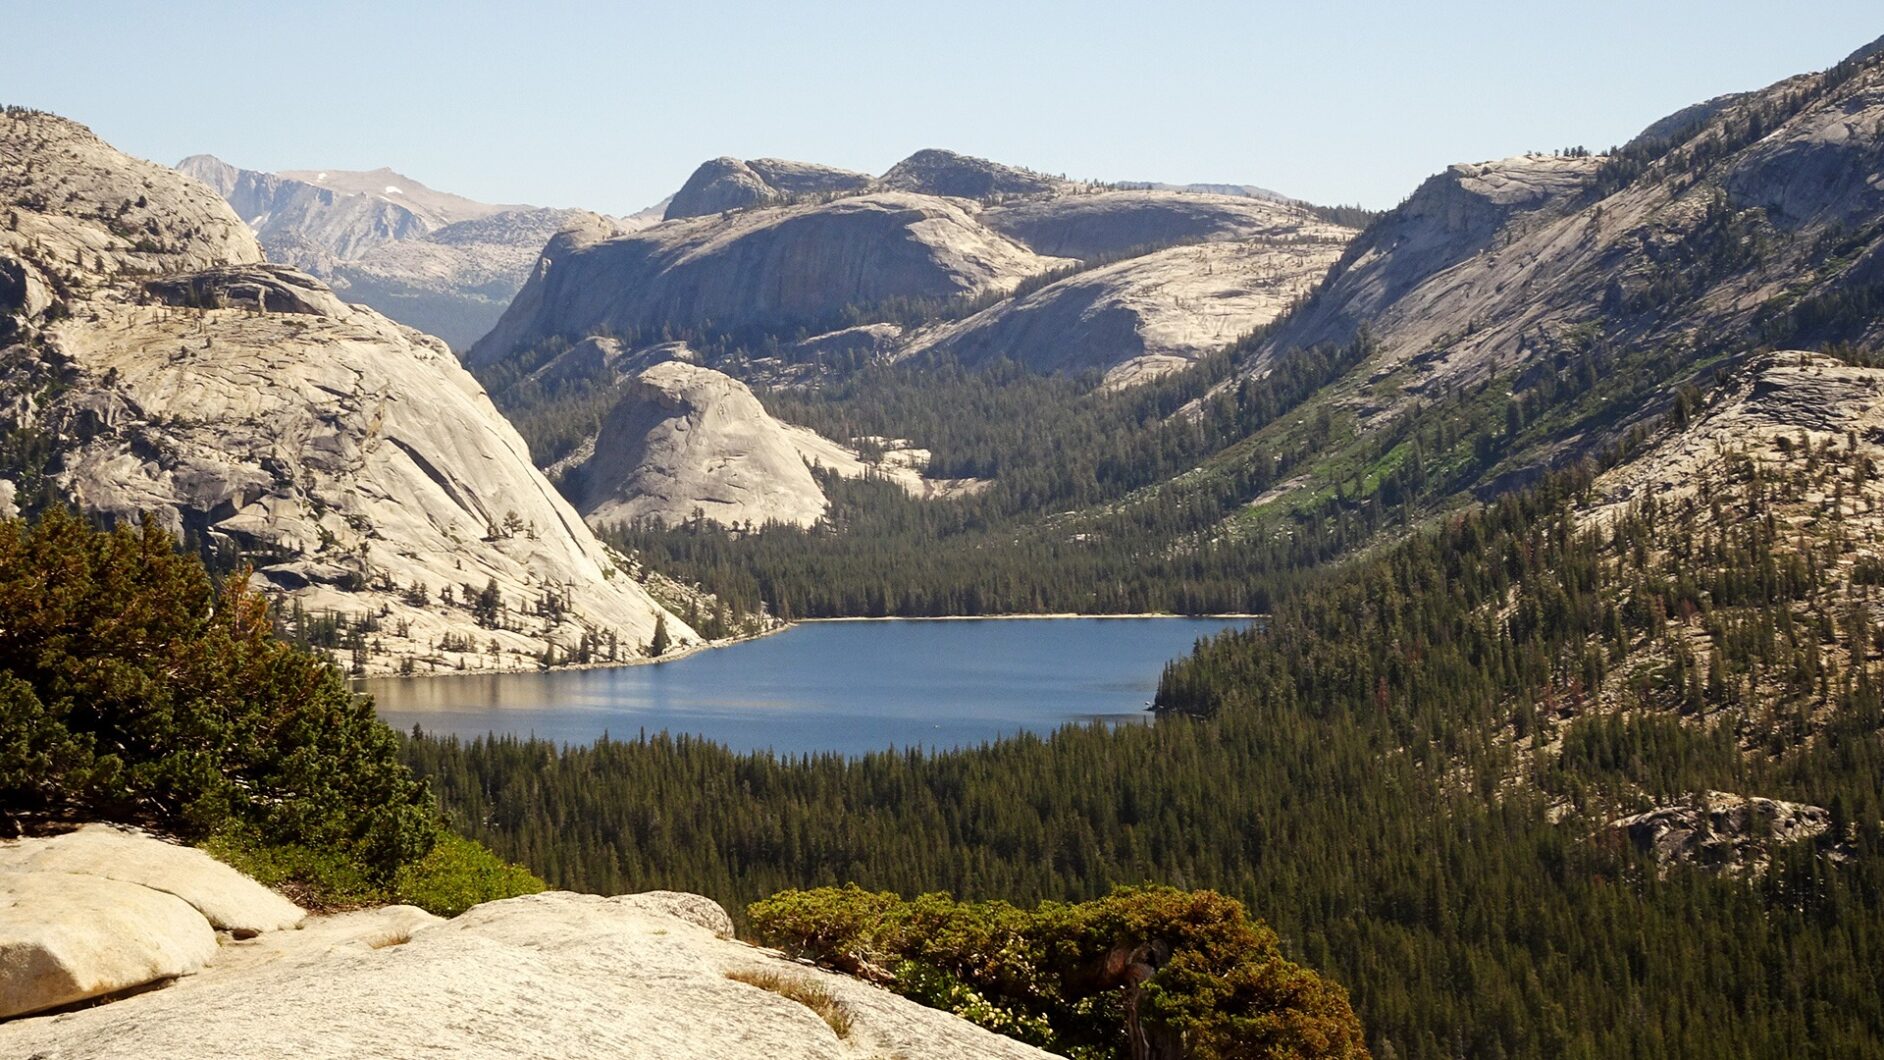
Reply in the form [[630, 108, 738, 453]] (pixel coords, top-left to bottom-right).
[[650, 613, 672, 657]]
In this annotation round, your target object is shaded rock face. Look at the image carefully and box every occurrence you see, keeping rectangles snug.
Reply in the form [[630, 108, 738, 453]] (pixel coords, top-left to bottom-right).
[[982, 190, 1327, 260], [176, 155, 632, 348], [1610, 792, 1830, 877], [573, 360, 835, 529], [878, 148, 1067, 200], [1724, 81, 1884, 227], [0, 886, 1058, 1060], [663, 156, 873, 220], [3, 109, 695, 674], [470, 192, 1062, 367], [141, 263, 351, 317], [0, 825, 302, 1019]]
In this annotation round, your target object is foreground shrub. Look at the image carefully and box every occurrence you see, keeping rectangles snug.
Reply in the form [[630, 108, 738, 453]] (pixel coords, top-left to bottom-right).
[[750, 884, 1367, 1059], [393, 831, 547, 916], [205, 827, 546, 916]]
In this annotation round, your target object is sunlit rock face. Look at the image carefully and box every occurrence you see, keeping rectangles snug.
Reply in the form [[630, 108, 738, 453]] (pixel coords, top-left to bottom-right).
[[2, 108, 696, 674]]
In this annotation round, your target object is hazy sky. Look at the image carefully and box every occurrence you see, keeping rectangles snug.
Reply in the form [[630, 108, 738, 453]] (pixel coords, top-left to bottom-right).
[[5, 2, 1877, 214]]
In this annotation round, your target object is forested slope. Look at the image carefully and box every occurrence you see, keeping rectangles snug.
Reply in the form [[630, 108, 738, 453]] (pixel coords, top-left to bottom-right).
[[408, 364, 1884, 1055]]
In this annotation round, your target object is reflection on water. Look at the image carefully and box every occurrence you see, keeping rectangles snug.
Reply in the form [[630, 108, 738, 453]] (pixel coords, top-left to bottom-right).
[[366, 617, 1253, 756]]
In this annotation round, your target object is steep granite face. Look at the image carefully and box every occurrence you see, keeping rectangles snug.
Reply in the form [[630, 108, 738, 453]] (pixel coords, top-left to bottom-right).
[[175, 155, 638, 348], [1254, 153, 1601, 370], [572, 360, 836, 529], [565, 356, 967, 529], [663, 156, 873, 220], [908, 234, 1349, 385], [1243, 43, 1884, 412], [1, 108, 695, 673], [469, 192, 1064, 366]]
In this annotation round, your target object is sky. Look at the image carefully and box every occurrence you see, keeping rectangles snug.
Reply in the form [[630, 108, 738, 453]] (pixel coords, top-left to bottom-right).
[[4, 2, 1878, 215]]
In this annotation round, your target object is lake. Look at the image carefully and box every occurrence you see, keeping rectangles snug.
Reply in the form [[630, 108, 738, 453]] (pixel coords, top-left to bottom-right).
[[366, 617, 1253, 756]]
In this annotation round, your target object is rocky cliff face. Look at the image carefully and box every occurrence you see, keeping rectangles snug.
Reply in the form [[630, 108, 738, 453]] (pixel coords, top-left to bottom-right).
[[469, 191, 1065, 367], [1245, 39, 1884, 411], [1, 108, 695, 674], [909, 231, 1348, 385], [0, 827, 1054, 1059], [176, 155, 642, 348]]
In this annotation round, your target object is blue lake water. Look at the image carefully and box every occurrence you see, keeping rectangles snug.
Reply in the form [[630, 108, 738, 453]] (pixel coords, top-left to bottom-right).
[[366, 617, 1253, 756]]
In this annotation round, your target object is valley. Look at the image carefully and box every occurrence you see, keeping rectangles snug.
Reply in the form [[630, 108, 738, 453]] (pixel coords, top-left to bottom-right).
[[3, 19, 1884, 1060]]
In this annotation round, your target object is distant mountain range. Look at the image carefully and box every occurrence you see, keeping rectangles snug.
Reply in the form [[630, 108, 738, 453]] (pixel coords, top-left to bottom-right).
[[173, 156, 665, 348]]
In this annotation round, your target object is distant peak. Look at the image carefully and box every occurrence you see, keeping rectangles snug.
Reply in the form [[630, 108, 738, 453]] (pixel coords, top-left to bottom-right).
[[1843, 33, 1884, 68], [879, 148, 1064, 200]]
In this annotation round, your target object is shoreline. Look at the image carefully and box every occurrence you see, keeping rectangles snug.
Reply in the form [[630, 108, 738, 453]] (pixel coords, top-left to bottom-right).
[[356, 613, 1261, 685], [353, 620, 793, 686], [798, 613, 1266, 622]]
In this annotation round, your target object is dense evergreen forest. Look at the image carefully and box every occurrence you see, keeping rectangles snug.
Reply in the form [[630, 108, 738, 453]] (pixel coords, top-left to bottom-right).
[[406, 402, 1884, 1058]]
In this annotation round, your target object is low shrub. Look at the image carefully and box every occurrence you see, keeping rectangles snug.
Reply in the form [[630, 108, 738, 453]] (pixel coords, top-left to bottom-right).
[[749, 884, 1366, 1060]]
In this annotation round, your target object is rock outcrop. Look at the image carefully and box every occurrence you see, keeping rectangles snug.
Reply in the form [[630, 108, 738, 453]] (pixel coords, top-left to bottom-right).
[[1582, 352, 1884, 529], [572, 360, 838, 529], [0, 825, 302, 1019], [1610, 791, 1831, 877], [176, 155, 643, 348], [0, 830, 1055, 1059], [2, 108, 696, 673], [567, 358, 967, 529], [0, 825, 303, 935], [0, 869, 219, 1020], [664, 157, 873, 220], [468, 192, 1064, 367], [908, 235, 1348, 385]]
